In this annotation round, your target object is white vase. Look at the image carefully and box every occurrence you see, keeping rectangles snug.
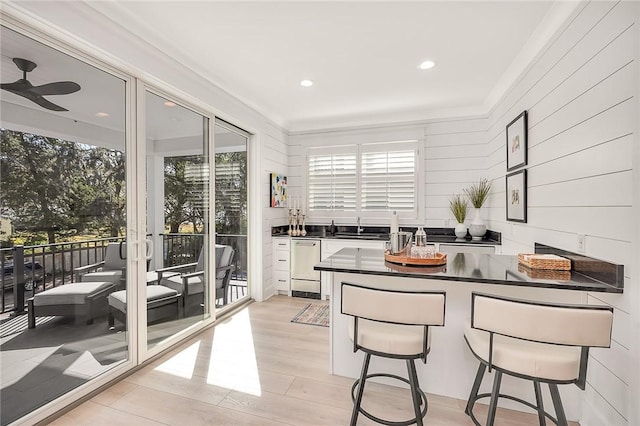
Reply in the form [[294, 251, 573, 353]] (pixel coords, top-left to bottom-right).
[[468, 208, 486, 241], [454, 223, 467, 239]]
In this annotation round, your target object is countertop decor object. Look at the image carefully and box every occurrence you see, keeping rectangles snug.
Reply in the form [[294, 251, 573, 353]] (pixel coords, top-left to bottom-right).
[[506, 110, 528, 171], [465, 178, 492, 240], [384, 251, 447, 266], [518, 253, 570, 270], [449, 194, 468, 239]]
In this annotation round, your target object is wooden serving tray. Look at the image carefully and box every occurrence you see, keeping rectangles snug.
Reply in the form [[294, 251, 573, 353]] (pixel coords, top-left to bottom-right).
[[518, 253, 570, 271], [384, 252, 447, 266]]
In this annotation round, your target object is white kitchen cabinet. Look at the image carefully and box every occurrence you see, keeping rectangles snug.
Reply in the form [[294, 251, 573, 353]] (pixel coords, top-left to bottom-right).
[[272, 237, 291, 295], [320, 238, 386, 300]]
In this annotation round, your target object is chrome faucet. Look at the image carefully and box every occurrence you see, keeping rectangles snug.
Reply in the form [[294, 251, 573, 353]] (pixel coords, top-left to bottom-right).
[[357, 216, 364, 235]]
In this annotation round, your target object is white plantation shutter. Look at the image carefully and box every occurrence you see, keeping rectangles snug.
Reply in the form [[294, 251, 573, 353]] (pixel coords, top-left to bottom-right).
[[306, 141, 417, 215], [308, 149, 357, 211], [361, 142, 417, 212]]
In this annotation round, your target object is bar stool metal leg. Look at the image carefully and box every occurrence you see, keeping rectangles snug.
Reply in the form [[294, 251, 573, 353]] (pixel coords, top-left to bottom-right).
[[351, 353, 372, 426], [549, 383, 568, 426], [465, 363, 486, 415], [486, 370, 503, 426], [533, 380, 546, 426], [406, 359, 424, 426]]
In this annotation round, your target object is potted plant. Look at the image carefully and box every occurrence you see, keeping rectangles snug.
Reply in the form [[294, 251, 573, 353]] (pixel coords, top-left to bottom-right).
[[464, 178, 492, 240], [449, 194, 468, 239]]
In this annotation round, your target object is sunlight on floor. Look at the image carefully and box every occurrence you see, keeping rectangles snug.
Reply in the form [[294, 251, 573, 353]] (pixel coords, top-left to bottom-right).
[[154, 340, 201, 379], [207, 309, 261, 396]]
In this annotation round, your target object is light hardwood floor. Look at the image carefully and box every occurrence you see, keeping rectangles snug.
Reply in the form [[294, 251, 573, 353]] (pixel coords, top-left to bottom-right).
[[51, 296, 577, 425]]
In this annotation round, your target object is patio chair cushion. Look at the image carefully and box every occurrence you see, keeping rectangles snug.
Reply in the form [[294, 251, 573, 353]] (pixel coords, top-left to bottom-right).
[[81, 270, 123, 283], [33, 282, 114, 306], [161, 275, 204, 296], [108, 285, 179, 313]]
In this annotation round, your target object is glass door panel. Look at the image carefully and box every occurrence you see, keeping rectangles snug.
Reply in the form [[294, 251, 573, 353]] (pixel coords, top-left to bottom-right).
[[214, 121, 249, 309], [0, 25, 127, 424], [145, 91, 210, 350]]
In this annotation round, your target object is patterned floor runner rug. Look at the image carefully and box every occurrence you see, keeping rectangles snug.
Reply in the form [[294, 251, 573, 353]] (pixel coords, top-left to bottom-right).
[[291, 303, 329, 327]]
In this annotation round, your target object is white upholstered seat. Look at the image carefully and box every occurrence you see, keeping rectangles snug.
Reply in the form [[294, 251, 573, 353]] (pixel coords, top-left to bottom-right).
[[349, 318, 431, 356], [464, 292, 613, 426], [464, 319, 581, 382]]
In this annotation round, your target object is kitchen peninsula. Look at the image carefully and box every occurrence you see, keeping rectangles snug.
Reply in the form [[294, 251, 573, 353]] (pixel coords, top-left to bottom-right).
[[314, 244, 623, 421]]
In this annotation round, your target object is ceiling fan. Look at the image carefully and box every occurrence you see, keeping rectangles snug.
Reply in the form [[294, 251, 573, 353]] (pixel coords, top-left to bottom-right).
[[1, 57, 81, 112]]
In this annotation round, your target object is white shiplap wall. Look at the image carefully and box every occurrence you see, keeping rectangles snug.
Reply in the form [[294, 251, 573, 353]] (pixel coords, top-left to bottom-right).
[[260, 122, 289, 301], [485, 2, 637, 425], [283, 2, 638, 424]]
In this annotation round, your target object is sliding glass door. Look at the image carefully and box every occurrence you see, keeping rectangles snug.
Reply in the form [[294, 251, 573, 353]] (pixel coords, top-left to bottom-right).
[[144, 91, 211, 350], [0, 25, 129, 424]]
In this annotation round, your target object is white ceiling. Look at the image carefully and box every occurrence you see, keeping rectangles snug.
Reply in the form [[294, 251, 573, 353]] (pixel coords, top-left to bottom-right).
[[84, 1, 573, 132], [1, 1, 579, 134]]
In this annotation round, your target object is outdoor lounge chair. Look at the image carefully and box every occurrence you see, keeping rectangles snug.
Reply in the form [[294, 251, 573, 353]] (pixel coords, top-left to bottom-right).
[[74, 242, 126, 286], [157, 244, 235, 313]]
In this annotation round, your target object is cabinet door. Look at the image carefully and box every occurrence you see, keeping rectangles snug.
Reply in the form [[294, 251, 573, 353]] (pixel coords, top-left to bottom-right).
[[274, 270, 290, 291]]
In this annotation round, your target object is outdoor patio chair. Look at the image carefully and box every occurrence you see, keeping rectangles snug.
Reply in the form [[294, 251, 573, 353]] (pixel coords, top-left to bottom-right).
[[157, 244, 235, 313], [74, 242, 126, 287]]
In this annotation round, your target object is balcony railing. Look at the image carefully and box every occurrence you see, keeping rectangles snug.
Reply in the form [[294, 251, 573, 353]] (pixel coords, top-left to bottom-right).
[[0, 237, 125, 314], [1, 233, 249, 314], [162, 233, 248, 281]]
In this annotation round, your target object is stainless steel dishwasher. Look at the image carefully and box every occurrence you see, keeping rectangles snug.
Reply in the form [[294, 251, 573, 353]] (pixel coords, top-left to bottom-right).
[[290, 239, 321, 299]]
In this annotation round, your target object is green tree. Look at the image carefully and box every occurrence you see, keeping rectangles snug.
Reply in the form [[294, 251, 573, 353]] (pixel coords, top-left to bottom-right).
[[0, 129, 126, 243], [215, 152, 247, 235], [164, 156, 206, 233]]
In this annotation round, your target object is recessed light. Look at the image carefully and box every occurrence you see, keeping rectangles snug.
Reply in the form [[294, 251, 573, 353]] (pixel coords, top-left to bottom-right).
[[300, 79, 313, 87], [95, 112, 110, 117], [418, 60, 436, 70], [164, 101, 177, 107]]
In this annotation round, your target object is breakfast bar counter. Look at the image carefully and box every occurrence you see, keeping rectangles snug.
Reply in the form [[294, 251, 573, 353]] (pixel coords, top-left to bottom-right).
[[314, 245, 623, 421]]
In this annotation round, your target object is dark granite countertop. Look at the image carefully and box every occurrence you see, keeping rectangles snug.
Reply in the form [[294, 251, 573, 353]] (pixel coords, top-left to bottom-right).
[[272, 226, 501, 245], [314, 247, 623, 293]]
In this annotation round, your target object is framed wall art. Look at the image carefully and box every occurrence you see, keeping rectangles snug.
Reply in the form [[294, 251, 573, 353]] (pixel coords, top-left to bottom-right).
[[270, 173, 287, 208], [506, 169, 527, 223], [506, 110, 527, 171]]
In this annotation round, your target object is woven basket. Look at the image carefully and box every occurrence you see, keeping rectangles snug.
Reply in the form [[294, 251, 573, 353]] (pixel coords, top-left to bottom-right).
[[518, 264, 571, 280], [518, 253, 570, 271]]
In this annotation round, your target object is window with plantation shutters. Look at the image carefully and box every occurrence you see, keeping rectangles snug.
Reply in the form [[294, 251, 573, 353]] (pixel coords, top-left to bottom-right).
[[307, 149, 357, 211], [361, 143, 416, 211], [306, 141, 418, 217]]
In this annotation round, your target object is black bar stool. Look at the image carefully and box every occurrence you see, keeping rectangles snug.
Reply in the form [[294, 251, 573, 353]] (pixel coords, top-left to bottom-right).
[[341, 282, 446, 426], [464, 292, 613, 426]]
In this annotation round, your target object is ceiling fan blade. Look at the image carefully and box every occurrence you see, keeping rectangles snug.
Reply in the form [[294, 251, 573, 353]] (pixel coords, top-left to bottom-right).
[[29, 81, 81, 96], [6, 89, 69, 112], [1, 79, 34, 93], [29, 95, 68, 112]]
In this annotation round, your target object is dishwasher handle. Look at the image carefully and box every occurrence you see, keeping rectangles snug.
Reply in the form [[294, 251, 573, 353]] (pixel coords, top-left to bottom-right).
[[293, 241, 317, 247]]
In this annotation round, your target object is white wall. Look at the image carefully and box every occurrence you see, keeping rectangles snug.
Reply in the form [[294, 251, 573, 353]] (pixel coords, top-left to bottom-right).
[[285, 2, 639, 424], [288, 121, 488, 228], [486, 2, 637, 424]]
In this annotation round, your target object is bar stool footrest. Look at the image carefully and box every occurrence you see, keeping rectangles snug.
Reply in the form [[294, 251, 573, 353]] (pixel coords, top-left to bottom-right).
[[466, 392, 560, 426], [351, 373, 428, 426]]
